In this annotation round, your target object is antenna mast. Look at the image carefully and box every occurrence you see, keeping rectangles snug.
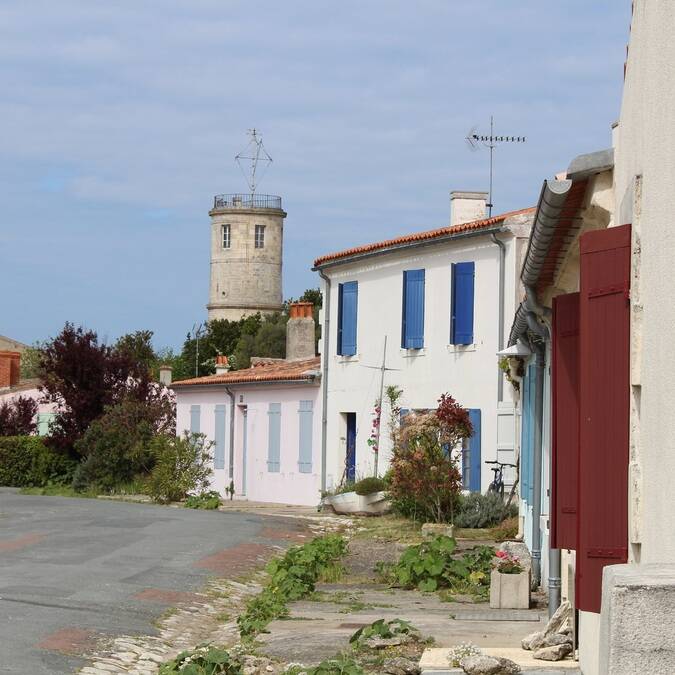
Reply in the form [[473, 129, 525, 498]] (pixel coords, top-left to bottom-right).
[[235, 129, 273, 197], [466, 116, 526, 217]]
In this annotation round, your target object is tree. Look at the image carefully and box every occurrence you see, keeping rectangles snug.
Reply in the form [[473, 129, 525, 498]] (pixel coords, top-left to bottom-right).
[[388, 393, 472, 524], [0, 396, 38, 436], [115, 330, 156, 373], [39, 323, 172, 458]]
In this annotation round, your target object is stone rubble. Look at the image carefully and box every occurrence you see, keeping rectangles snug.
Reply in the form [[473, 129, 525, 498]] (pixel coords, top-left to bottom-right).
[[532, 642, 574, 661], [382, 656, 421, 675], [460, 654, 520, 675]]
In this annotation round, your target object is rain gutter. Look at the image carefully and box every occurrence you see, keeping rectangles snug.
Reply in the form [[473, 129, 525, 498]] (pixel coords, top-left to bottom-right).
[[317, 269, 331, 493]]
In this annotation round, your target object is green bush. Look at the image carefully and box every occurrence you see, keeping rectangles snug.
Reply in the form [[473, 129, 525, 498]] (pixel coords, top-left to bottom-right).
[[0, 436, 76, 487], [238, 534, 347, 638], [387, 535, 494, 598], [185, 491, 222, 510], [159, 645, 242, 674], [454, 492, 518, 529], [353, 476, 387, 496], [147, 432, 214, 503], [304, 655, 364, 675]]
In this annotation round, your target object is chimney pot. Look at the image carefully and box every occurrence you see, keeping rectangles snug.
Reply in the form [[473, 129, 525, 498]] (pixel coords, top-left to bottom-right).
[[450, 191, 488, 227], [0, 351, 21, 389], [286, 302, 316, 361], [215, 355, 230, 375], [159, 365, 173, 386]]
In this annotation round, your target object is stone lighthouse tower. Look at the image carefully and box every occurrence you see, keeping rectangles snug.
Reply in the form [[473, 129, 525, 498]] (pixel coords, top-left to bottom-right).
[[207, 132, 286, 322]]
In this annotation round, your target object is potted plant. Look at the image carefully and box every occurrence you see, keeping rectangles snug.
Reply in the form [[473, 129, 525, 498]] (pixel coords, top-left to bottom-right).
[[489, 550, 529, 609]]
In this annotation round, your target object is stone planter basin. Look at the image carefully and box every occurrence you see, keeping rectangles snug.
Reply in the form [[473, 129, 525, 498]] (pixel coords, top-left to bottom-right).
[[489, 569, 530, 609], [325, 491, 390, 515]]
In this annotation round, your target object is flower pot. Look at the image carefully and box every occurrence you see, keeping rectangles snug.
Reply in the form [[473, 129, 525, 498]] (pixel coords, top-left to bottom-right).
[[325, 491, 390, 515], [489, 569, 530, 609]]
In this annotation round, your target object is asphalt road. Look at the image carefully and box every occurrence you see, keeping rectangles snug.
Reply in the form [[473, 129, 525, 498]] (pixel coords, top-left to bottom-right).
[[0, 489, 273, 674]]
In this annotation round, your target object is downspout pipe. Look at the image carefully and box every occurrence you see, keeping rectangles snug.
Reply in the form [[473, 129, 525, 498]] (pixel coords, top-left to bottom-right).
[[224, 387, 235, 482], [490, 232, 506, 401], [318, 269, 331, 493], [530, 339, 545, 590]]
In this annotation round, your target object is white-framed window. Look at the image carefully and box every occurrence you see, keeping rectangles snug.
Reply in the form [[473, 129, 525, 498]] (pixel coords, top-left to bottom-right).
[[255, 224, 265, 249], [222, 224, 231, 249]]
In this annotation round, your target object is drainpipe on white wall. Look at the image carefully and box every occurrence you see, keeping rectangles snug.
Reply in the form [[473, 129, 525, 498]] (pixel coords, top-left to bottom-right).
[[318, 269, 331, 493], [224, 387, 235, 481], [490, 232, 506, 401]]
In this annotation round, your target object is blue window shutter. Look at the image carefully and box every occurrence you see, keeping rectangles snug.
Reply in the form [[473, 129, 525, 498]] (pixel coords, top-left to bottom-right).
[[468, 409, 482, 492], [402, 270, 425, 349], [267, 402, 281, 472], [451, 262, 475, 345], [337, 282, 358, 356], [214, 404, 226, 470], [298, 400, 313, 473], [190, 405, 201, 434]]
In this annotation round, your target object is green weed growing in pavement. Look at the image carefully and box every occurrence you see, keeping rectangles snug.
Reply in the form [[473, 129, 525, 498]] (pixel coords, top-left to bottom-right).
[[304, 654, 364, 675], [158, 644, 242, 674], [237, 534, 347, 638], [349, 618, 418, 646], [386, 535, 494, 598], [185, 490, 222, 510]]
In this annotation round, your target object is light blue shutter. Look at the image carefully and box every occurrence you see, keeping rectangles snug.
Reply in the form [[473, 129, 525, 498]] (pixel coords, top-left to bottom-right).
[[267, 403, 281, 472], [298, 400, 313, 473], [214, 404, 226, 470], [521, 364, 536, 503], [190, 405, 201, 434], [402, 270, 425, 349], [338, 282, 358, 356], [451, 262, 475, 345], [527, 365, 536, 504], [468, 409, 482, 492]]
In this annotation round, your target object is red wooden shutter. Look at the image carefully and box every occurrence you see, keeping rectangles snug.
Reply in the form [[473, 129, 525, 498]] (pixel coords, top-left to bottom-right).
[[576, 224, 631, 614], [551, 292, 580, 550]]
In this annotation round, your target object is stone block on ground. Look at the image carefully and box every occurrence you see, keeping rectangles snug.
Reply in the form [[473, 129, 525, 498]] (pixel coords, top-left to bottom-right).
[[498, 541, 531, 574], [522, 630, 572, 651], [489, 570, 529, 609], [543, 601, 571, 636], [421, 523, 455, 539], [532, 643, 573, 662], [460, 655, 520, 674], [383, 657, 421, 675]]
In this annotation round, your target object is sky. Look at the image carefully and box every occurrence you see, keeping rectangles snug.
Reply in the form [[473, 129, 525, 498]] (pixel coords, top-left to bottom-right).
[[1, 1, 632, 350]]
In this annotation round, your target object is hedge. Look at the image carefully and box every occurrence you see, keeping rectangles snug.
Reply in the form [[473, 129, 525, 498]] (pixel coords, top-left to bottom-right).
[[0, 436, 77, 487]]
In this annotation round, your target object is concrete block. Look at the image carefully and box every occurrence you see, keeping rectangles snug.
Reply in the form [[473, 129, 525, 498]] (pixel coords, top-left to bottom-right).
[[598, 563, 675, 675], [489, 570, 529, 609]]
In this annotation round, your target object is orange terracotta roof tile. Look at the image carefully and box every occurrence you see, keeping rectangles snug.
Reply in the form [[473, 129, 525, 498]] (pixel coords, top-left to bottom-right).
[[171, 357, 321, 388], [313, 207, 535, 268]]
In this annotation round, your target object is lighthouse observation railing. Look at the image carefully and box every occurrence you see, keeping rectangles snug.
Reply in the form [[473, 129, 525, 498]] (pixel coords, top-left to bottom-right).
[[213, 194, 282, 210]]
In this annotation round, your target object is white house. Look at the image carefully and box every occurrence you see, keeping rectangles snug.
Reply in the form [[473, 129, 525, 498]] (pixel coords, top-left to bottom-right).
[[313, 192, 534, 494], [172, 303, 322, 506], [504, 4, 675, 672]]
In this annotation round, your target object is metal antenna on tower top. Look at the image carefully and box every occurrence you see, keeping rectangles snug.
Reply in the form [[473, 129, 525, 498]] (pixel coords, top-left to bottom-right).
[[466, 116, 526, 217], [235, 129, 273, 197]]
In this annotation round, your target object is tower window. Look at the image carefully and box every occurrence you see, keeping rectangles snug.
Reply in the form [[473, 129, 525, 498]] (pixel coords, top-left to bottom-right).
[[222, 224, 231, 249], [255, 224, 265, 249]]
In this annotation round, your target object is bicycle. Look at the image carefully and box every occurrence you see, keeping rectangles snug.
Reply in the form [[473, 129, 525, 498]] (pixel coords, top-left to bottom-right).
[[485, 460, 516, 498]]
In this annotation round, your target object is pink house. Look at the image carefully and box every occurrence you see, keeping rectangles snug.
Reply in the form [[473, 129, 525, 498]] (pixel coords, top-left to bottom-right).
[[172, 303, 323, 506]]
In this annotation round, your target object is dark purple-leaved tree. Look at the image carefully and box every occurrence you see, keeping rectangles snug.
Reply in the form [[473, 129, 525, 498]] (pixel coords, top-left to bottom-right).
[[40, 323, 173, 458], [0, 396, 38, 436]]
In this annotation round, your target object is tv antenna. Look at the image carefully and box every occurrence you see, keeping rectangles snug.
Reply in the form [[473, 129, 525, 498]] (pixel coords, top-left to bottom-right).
[[235, 129, 273, 196], [466, 116, 526, 217]]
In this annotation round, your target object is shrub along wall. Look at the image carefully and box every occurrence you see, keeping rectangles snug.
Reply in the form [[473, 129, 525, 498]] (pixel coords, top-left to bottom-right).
[[0, 437, 76, 487]]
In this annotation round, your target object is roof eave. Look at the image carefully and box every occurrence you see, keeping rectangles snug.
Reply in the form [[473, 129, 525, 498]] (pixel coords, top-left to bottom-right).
[[171, 376, 320, 390], [313, 225, 507, 271]]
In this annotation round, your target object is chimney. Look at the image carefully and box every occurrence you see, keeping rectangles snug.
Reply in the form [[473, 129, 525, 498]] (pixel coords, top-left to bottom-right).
[[450, 191, 488, 226], [159, 364, 173, 386], [0, 351, 21, 389], [215, 355, 230, 375], [286, 302, 316, 361]]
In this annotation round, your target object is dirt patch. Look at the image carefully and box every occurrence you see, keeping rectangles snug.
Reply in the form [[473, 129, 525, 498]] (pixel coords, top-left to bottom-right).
[[195, 542, 273, 575], [37, 627, 98, 655], [0, 532, 46, 552], [133, 588, 202, 604]]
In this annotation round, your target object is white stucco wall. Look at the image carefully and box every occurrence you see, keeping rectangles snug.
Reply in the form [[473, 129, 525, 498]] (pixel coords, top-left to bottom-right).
[[320, 229, 524, 490], [175, 383, 321, 506]]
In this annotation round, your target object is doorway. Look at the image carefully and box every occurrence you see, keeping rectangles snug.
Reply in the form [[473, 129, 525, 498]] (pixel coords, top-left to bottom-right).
[[345, 413, 356, 482]]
